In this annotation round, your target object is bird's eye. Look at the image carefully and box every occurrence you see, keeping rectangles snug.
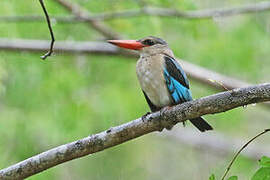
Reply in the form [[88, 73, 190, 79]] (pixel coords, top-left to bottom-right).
[[143, 39, 155, 46]]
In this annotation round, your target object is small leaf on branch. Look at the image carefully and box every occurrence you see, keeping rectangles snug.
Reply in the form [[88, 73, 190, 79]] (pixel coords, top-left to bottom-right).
[[259, 156, 270, 168], [252, 156, 270, 180], [208, 174, 216, 180], [251, 167, 270, 180], [227, 176, 238, 180]]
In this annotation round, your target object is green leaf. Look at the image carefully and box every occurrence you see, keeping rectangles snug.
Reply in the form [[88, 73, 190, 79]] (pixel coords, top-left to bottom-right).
[[227, 176, 238, 180], [209, 174, 215, 180], [259, 156, 270, 167], [251, 167, 270, 180]]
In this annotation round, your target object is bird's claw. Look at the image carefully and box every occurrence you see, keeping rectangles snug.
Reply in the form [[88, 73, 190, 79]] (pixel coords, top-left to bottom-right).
[[142, 112, 151, 122], [160, 106, 174, 130], [160, 106, 172, 116], [182, 121, 186, 127]]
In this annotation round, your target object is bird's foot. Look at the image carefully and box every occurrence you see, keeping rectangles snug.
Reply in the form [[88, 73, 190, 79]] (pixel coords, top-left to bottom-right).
[[142, 112, 151, 122], [160, 106, 174, 131], [182, 121, 186, 127], [160, 106, 172, 116]]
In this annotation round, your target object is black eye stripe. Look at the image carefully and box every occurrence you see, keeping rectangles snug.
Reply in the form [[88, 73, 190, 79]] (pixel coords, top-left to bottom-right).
[[143, 39, 155, 46], [138, 36, 167, 46]]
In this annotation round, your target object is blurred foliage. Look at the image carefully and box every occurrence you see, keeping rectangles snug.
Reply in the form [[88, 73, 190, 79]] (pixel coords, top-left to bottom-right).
[[252, 156, 270, 180], [0, 0, 270, 179], [210, 156, 270, 180], [209, 174, 216, 180], [227, 176, 238, 180]]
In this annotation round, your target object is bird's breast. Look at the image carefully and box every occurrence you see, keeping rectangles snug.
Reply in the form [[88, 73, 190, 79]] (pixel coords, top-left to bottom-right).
[[136, 55, 172, 107]]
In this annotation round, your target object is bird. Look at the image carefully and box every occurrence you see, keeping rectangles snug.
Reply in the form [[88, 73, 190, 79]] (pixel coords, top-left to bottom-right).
[[108, 36, 213, 132]]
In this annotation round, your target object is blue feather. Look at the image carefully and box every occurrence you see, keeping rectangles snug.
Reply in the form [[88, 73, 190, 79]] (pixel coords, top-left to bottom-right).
[[164, 68, 192, 103]]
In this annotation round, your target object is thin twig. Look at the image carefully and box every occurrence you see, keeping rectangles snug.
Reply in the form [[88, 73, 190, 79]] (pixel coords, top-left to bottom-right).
[[0, 83, 270, 179], [221, 128, 270, 180], [39, 0, 55, 60]]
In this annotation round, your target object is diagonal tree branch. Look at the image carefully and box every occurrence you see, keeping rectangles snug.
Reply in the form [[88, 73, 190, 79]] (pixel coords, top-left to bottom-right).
[[0, 83, 270, 180], [54, 0, 122, 39]]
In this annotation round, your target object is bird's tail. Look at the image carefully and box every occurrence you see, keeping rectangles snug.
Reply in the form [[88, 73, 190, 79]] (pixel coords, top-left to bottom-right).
[[189, 117, 213, 132]]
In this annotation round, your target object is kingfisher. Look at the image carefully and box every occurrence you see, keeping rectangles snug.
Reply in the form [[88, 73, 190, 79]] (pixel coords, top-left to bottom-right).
[[108, 36, 213, 132]]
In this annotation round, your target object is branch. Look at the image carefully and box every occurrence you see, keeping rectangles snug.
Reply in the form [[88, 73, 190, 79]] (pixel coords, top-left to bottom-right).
[[0, 83, 270, 179], [39, 0, 55, 60], [0, 39, 119, 55], [3, 1, 270, 24], [54, 0, 122, 39], [0, 15, 80, 23]]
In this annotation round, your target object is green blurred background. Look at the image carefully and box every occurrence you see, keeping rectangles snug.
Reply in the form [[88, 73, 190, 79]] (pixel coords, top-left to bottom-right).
[[0, 0, 270, 179]]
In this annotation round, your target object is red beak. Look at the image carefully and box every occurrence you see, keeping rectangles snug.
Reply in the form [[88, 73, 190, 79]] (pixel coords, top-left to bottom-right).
[[107, 40, 144, 50]]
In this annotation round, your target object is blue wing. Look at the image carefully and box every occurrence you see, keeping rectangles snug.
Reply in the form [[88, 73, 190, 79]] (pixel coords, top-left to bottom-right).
[[163, 55, 213, 132], [163, 55, 192, 104]]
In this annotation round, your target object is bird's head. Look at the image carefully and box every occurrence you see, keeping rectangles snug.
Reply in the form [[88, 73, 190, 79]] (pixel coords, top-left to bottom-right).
[[108, 36, 169, 55]]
